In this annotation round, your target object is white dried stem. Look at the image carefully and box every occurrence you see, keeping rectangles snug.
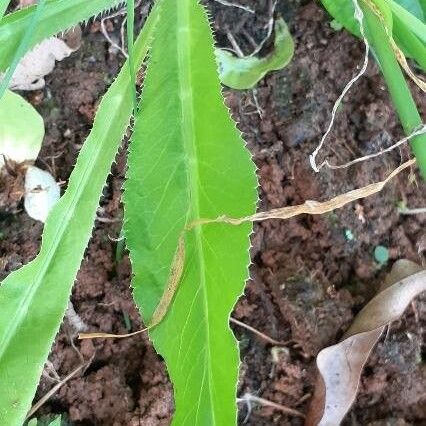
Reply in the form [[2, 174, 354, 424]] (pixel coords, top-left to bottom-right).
[[212, 0, 254, 14], [324, 124, 426, 170], [309, 0, 370, 172]]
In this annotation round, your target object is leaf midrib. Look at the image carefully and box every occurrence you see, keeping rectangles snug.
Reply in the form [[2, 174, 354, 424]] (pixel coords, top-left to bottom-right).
[[176, 1, 216, 423]]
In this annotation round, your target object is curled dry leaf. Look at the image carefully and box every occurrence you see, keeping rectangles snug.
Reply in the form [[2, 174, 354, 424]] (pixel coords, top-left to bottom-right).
[[1, 27, 81, 91], [217, 17, 294, 90], [80, 160, 416, 342], [191, 159, 415, 227], [306, 260, 426, 426], [8, 38, 74, 91]]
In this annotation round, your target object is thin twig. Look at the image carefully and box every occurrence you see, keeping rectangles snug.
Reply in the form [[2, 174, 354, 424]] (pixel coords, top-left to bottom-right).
[[230, 317, 287, 346], [100, 0, 142, 58], [26, 362, 88, 420], [212, 0, 254, 14], [251, 89, 264, 118], [226, 31, 244, 57], [249, 0, 277, 57], [237, 393, 305, 418], [101, 14, 128, 58], [398, 207, 426, 215], [79, 327, 148, 340], [295, 393, 312, 406]]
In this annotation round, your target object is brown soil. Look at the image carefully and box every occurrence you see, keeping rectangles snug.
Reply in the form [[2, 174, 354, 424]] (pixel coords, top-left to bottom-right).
[[1, 1, 425, 425]]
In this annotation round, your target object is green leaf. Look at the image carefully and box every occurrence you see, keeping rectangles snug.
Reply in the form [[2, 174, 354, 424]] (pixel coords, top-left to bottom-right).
[[46, 417, 61, 426], [321, 0, 426, 68], [217, 17, 294, 90], [392, 0, 425, 21], [321, 0, 393, 37], [0, 0, 122, 71], [392, 13, 426, 69], [0, 5, 160, 425], [27, 415, 62, 426], [388, 0, 426, 43], [0, 0, 11, 21], [0, 89, 44, 167], [321, 0, 361, 35], [124, 0, 257, 424], [361, 2, 426, 178]]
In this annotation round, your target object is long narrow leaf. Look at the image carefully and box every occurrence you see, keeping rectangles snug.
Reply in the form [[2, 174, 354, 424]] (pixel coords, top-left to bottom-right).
[[393, 13, 426, 70], [124, 0, 257, 424], [388, 0, 426, 42], [0, 0, 123, 71], [0, 5, 160, 425], [362, 2, 426, 178], [392, 0, 425, 22], [321, 0, 392, 37]]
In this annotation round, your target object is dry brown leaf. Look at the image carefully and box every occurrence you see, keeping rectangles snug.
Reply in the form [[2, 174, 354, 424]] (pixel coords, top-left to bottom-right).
[[305, 260, 426, 426], [79, 234, 186, 340], [191, 159, 415, 227], [80, 161, 416, 341], [7, 38, 74, 91], [1, 27, 81, 91]]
